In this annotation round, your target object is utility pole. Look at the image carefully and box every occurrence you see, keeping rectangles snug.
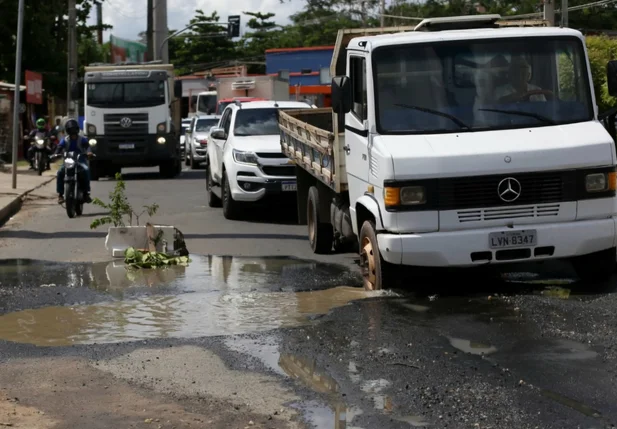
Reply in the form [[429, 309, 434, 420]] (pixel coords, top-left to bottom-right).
[[153, 0, 169, 63], [361, 0, 367, 26], [561, 0, 568, 27], [380, 0, 385, 27], [147, 0, 154, 61], [67, 0, 78, 117], [96, 1, 103, 44], [11, 0, 25, 189], [544, 0, 555, 26]]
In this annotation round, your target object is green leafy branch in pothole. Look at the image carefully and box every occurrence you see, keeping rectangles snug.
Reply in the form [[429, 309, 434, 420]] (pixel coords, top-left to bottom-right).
[[89, 173, 159, 229], [124, 247, 190, 269]]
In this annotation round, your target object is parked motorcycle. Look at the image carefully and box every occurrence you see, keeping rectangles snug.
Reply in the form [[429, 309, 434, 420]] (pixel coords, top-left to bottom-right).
[[52, 151, 95, 218]]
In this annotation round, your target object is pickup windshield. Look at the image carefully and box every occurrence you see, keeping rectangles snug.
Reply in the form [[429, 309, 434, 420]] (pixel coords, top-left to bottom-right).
[[373, 37, 593, 134], [87, 81, 166, 108], [234, 108, 290, 136]]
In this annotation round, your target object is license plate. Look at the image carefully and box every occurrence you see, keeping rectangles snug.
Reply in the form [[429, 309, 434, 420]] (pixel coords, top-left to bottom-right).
[[119, 143, 134, 149], [282, 182, 297, 192], [489, 230, 537, 249]]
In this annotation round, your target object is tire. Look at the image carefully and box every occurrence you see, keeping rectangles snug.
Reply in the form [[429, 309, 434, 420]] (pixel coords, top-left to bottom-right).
[[307, 186, 333, 254], [36, 152, 43, 175], [160, 161, 179, 178], [206, 163, 221, 208], [359, 220, 395, 291], [222, 171, 241, 220], [190, 151, 198, 170], [571, 247, 616, 287], [185, 150, 190, 166], [65, 184, 76, 218], [75, 202, 83, 216]]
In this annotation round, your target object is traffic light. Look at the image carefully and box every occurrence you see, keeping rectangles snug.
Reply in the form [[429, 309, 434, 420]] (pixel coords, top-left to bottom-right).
[[228, 15, 240, 38]]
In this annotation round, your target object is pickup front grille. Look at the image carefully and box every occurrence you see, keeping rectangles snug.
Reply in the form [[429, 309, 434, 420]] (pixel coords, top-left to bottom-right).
[[262, 166, 295, 177]]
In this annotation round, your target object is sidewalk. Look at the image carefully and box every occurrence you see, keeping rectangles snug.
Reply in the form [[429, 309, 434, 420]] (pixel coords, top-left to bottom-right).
[[0, 163, 57, 227]]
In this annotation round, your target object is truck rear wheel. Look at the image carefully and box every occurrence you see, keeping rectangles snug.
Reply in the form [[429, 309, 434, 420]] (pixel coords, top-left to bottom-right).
[[359, 220, 394, 291], [307, 186, 333, 254]]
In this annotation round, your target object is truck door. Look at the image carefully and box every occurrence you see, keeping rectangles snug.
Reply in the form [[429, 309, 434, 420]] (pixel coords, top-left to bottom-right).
[[344, 54, 370, 203]]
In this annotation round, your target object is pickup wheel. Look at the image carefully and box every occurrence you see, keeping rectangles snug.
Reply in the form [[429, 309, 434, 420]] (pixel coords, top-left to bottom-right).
[[190, 151, 198, 170], [359, 220, 394, 291], [307, 186, 333, 254], [222, 171, 241, 220], [205, 163, 222, 208], [571, 247, 616, 290]]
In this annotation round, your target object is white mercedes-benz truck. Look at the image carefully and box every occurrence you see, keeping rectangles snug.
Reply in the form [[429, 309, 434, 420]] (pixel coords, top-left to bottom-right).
[[83, 63, 183, 179], [279, 16, 617, 290]]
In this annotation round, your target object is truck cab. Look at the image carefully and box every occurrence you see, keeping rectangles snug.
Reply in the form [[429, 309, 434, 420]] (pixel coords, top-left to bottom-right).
[[84, 64, 183, 179], [279, 16, 617, 290]]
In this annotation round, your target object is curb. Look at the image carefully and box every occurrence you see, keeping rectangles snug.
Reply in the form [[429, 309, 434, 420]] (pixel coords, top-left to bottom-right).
[[0, 175, 56, 228]]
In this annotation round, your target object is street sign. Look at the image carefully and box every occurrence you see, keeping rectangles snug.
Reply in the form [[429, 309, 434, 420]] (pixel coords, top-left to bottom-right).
[[25, 70, 42, 104], [228, 15, 240, 38]]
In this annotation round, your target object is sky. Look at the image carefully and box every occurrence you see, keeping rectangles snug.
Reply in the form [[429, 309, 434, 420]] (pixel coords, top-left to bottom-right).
[[87, 0, 304, 42]]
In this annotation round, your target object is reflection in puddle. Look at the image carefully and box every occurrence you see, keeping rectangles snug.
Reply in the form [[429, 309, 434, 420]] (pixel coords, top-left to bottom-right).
[[541, 389, 602, 418], [0, 255, 384, 346], [0, 286, 382, 346], [448, 337, 498, 356], [394, 415, 430, 427]]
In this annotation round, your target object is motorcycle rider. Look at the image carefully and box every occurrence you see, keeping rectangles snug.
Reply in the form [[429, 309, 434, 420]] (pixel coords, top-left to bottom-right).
[[26, 118, 52, 170], [54, 118, 93, 205]]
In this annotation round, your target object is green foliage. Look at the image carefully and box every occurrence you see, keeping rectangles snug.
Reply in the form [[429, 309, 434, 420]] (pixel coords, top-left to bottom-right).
[[124, 247, 191, 268], [90, 173, 159, 229], [585, 36, 617, 112]]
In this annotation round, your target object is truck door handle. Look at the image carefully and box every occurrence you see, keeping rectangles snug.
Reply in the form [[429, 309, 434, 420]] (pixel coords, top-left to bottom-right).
[[343, 145, 350, 155]]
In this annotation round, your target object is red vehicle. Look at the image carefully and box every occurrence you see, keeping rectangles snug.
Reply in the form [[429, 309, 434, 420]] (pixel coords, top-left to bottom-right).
[[216, 97, 267, 115]]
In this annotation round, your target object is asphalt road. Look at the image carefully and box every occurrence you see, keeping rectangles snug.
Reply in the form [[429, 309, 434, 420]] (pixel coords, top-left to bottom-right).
[[1, 167, 617, 429]]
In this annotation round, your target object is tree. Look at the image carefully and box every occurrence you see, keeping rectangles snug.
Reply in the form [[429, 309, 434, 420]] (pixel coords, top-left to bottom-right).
[[240, 12, 283, 73]]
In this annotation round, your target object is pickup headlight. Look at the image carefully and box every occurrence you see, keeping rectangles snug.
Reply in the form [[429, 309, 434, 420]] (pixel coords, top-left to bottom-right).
[[233, 149, 258, 165], [384, 185, 426, 207], [87, 124, 97, 135], [585, 172, 616, 192]]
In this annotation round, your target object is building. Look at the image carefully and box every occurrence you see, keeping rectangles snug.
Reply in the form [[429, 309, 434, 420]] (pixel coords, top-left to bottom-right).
[[265, 46, 334, 107]]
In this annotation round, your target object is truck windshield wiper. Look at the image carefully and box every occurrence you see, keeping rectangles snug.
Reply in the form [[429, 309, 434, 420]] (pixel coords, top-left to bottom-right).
[[477, 108, 556, 125], [394, 103, 470, 130]]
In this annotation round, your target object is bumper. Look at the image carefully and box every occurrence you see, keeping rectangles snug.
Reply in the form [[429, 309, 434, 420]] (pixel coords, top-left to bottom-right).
[[378, 218, 617, 267], [89, 134, 179, 167], [192, 145, 207, 161], [230, 172, 297, 202]]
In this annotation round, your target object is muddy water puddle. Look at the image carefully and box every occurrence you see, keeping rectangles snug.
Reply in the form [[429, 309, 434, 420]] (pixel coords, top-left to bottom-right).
[[0, 255, 388, 346]]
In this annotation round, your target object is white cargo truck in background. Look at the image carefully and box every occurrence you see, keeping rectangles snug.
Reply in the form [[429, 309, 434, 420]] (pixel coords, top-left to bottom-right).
[[279, 16, 617, 290], [83, 63, 183, 179]]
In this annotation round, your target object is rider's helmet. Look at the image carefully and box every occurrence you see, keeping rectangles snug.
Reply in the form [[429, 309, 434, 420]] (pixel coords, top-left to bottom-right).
[[65, 119, 80, 137], [36, 118, 46, 130]]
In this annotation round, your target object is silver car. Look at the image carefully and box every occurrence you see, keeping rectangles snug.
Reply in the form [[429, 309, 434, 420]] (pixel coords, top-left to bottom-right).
[[187, 115, 220, 170]]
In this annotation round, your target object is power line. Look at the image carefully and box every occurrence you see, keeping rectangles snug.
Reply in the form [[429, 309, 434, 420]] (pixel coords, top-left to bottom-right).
[[502, 0, 617, 19]]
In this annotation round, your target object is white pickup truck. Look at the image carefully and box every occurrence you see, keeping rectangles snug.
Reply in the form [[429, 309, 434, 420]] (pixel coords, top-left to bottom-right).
[[279, 15, 617, 290]]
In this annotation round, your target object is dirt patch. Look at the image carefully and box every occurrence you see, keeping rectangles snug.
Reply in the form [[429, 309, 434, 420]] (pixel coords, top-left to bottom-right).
[[0, 355, 302, 429], [0, 395, 57, 428]]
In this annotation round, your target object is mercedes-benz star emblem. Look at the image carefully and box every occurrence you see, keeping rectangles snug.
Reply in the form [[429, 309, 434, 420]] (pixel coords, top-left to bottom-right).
[[497, 177, 522, 202], [119, 117, 132, 128], [504, 156, 511, 163]]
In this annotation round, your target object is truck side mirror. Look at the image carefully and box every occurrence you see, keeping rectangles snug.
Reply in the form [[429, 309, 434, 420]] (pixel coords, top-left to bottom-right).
[[174, 80, 183, 98], [331, 76, 352, 115], [607, 61, 617, 97]]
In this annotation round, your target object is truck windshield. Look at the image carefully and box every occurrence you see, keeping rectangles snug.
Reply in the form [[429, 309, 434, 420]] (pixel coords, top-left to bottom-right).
[[195, 118, 218, 132], [198, 95, 217, 114], [372, 37, 593, 134], [87, 81, 166, 108], [234, 108, 286, 136]]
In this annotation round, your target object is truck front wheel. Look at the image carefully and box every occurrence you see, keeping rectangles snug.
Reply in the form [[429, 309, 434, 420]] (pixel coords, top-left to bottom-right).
[[571, 247, 616, 288], [307, 186, 333, 254], [359, 220, 394, 291]]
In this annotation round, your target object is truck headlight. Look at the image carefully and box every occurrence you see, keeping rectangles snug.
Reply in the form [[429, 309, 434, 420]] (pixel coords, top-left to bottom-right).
[[585, 172, 616, 192], [88, 139, 97, 147], [157, 137, 166, 144], [233, 149, 258, 165], [157, 122, 166, 133], [87, 124, 97, 135], [384, 185, 426, 207]]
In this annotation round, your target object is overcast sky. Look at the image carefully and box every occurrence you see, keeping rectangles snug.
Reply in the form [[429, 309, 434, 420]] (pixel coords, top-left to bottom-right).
[[87, 0, 303, 42]]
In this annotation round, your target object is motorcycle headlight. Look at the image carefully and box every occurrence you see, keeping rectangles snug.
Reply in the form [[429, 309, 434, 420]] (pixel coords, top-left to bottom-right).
[[64, 158, 76, 168], [35, 140, 45, 148], [232, 149, 258, 165]]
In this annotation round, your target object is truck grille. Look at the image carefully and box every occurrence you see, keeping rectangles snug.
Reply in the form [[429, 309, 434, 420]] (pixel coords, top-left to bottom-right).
[[457, 203, 561, 223], [438, 171, 569, 210], [262, 166, 295, 177], [104, 113, 149, 136]]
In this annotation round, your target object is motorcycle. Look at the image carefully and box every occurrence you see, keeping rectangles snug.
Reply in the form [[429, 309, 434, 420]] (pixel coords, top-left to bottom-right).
[[26, 131, 51, 176], [52, 151, 95, 218]]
